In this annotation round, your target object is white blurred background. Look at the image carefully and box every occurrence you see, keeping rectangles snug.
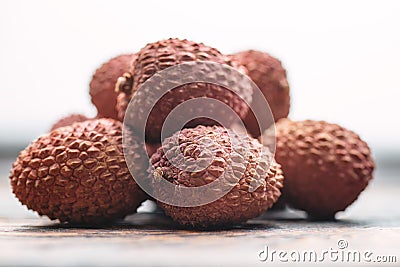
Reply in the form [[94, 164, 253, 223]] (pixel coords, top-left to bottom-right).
[[0, 0, 399, 160]]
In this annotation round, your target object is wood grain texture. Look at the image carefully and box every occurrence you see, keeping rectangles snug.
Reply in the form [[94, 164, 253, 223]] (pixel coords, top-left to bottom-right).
[[0, 158, 399, 266]]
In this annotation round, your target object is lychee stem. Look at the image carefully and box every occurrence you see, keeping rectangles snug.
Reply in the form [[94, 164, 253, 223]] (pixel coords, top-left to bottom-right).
[[115, 72, 133, 94]]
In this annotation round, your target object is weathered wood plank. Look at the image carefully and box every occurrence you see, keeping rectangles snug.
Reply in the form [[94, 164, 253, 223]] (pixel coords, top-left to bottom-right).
[[0, 158, 399, 266]]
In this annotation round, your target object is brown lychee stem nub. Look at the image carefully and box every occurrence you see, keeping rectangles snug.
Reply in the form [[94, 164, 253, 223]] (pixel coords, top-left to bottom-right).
[[115, 72, 133, 94], [153, 167, 164, 182]]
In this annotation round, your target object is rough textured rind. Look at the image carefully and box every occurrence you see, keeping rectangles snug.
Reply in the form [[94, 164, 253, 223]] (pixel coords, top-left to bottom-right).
[[149, 125, 284, 228], [10, 119, 147, 224], [232, 50, 290, 137], [90, 54, 136, 120], [116, 92, 129, 124], [50, 114, 89, 131], [263, 119, 375, 219], [116, 38, 252, 142]]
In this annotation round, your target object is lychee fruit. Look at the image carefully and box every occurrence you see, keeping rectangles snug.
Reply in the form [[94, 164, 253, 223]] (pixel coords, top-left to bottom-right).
[[116, 38, 253, 143], [263, 119, 374, 219], [232, 50, 290, 137], [10, 118, 147, 224], [50, 114, 89, 131], [149, 125, 284, 228], [145, 142, 160, 157], [90, 54, 136, 120]]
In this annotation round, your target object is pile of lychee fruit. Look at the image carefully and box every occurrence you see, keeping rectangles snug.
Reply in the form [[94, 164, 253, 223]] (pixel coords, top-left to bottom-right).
[[9, 38, 375, 228]]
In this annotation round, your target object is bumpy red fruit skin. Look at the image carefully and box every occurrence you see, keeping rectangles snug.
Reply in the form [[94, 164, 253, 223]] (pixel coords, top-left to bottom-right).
[[50, 114, 89, 131], [90, 54, 136, 120], [263, 119, 375, 219], [149, 125, 284, 228], [116, 38, 252, 142], [232, 50, 290, 137], [10, 119, 146, 224]]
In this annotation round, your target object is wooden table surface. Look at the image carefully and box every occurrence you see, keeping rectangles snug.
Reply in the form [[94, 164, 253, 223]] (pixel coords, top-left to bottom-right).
[[0, 157, 399, 266]]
